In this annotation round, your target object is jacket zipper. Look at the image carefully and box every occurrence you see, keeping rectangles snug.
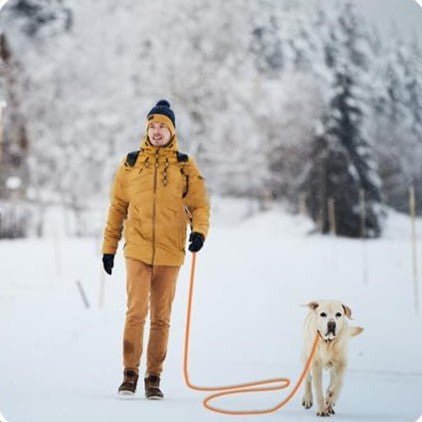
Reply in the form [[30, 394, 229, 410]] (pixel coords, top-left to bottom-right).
[[151, 149, 159, 265]]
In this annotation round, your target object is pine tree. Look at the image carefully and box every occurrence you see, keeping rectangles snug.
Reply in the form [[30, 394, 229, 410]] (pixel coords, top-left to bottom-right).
[[303, 2, 383, 237]]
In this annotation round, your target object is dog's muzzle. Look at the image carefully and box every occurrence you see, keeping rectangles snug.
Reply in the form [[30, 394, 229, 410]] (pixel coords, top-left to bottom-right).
[[327, 321, 336, 335]]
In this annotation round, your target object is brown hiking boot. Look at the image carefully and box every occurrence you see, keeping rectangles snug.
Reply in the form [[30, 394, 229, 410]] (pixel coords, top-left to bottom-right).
[[144, 374, 164, 400], [118, 369, 139, 396]]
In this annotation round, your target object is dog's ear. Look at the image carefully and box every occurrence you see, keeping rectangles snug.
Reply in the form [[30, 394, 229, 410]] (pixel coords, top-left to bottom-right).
[[306, 301, 319, 311], [342, 304, 353, 319], [349, 326, 364, 337]]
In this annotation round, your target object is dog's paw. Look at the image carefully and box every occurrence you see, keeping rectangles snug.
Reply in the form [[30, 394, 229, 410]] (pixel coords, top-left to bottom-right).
[[316, 407, 332, 417], [302, 396, 313, 409], [325, 405, 335, 415]]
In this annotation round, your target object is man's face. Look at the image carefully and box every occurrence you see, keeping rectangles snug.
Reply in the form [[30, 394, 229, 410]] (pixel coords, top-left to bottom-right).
[[148, 122, 171, 146]]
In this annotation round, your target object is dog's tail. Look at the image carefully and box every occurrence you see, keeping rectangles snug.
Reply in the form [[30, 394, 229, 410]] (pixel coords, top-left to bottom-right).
[[349, 326, 364, 337]]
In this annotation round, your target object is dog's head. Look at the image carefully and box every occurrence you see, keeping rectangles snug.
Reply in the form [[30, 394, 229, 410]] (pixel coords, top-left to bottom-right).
[[306, 300, 361, 342]]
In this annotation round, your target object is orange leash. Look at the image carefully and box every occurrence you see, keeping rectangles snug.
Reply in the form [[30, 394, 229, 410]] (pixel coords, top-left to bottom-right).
[[183, 253, 320, 415]]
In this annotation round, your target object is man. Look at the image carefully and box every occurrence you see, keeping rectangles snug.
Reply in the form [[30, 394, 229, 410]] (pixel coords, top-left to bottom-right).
[[101, 99, 210, 399]]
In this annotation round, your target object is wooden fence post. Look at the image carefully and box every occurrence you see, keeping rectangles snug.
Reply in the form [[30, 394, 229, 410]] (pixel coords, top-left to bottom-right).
[[328, 198, 336, 235], [299, 192, 307, 216], [409, 185, 419, 314], [359, 189, 368, 285]]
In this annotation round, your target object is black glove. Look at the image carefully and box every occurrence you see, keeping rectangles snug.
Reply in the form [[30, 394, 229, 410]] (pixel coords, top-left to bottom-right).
[[102, 254, 115, 275], [188, 232, 204, 252]]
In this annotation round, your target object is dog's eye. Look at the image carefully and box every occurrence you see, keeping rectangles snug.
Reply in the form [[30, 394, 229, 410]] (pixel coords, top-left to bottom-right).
[[320, 312, 327, 317], [335, 312, 342, 318]]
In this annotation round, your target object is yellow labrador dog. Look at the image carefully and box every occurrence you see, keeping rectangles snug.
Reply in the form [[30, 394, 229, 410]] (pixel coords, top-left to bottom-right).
[[301, 300, 363, 417]]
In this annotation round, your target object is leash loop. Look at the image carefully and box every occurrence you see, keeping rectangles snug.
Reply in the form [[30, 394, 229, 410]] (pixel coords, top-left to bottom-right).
[[183, 253, 320, 415]]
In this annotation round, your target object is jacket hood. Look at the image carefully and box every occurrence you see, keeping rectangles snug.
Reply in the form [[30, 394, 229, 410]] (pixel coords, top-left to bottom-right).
[[139, 134, 179, 152]]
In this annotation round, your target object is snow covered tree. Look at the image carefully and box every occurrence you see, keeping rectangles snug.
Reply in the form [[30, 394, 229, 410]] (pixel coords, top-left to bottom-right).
[[246, 1, 327, 204], [371, 32, 422, 214], [142, 0, 276, 197], [0, 0, 73, 237], [250, 0, 284, 77], [370, 34, 411, 213], [400, 38, 422, 212], [303, 2, 383, 237]]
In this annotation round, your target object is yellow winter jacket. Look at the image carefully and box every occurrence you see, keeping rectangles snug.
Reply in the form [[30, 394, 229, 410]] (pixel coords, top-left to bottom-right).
[[102, 134, 210, 266]]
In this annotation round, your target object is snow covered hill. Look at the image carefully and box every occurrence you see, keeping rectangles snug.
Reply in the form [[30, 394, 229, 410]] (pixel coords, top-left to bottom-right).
[[0, 198, 421, 421]]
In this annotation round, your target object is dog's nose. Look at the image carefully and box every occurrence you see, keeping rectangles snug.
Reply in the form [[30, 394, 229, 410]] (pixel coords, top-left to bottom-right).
[[327, 321, 336, 333]]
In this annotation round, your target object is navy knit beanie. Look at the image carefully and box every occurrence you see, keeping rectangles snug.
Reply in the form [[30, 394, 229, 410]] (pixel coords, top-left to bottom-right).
[[147, 99, 176, 128]]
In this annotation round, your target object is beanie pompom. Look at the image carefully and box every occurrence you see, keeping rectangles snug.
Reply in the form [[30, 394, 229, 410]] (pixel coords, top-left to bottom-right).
[[156, 99, 170, 108]]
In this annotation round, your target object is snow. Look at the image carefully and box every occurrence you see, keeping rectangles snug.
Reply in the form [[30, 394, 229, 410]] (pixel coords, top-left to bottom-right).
[[0, 197, 421, 421], [4, 177, 21, 190]]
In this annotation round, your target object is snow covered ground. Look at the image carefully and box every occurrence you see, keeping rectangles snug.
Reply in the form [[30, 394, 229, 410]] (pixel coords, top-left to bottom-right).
[[0, 197, 421, 422]]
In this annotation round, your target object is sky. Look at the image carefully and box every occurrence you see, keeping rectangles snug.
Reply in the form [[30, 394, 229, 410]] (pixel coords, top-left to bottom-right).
[[354, 0, 422, 40]]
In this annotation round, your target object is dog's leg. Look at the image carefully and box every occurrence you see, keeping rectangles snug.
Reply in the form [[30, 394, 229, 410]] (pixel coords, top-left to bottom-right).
[[325, 367, 337, 415], [302, 372, 313, 409], [325, 362, 346, 414], [312, 363, 330, 416]]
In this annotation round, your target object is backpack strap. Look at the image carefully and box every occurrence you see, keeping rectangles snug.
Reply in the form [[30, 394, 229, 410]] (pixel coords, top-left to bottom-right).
[[176, 151, 189, 163], [176, 151, 190, 198], [125, 150, 140, 167]]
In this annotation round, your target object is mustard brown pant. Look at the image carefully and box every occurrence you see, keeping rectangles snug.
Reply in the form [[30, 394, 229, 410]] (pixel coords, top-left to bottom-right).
[[123, 257, 180, 376]]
